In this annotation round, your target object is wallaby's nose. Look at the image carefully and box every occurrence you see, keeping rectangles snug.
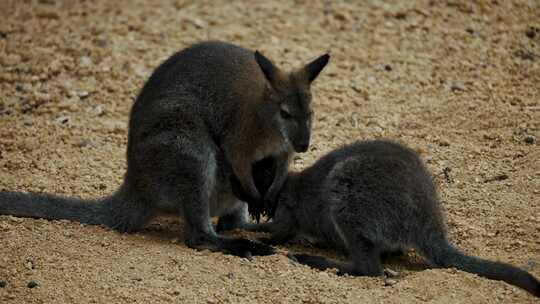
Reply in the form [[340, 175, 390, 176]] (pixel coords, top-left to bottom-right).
[[295, 142, 309, 153]]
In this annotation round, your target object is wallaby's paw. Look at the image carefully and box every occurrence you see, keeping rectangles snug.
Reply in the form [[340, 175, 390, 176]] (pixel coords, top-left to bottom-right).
[[221, 238, 276, 257]]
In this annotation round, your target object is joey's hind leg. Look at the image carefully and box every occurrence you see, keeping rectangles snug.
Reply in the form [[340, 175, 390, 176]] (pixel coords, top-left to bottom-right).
[[345, 238, 384, 276]]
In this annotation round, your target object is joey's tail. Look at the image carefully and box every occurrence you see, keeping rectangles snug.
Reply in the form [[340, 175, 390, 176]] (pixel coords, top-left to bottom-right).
[[0, 191, 113, 226], [421, 237, 540, 297]]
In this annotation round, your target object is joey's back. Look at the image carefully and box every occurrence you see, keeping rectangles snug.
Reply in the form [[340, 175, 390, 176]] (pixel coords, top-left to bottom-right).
[[294, 140, 445, 234]]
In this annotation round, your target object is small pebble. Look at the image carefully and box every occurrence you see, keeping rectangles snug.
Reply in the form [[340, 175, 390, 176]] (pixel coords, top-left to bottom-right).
[[91, 105, 104, 116], [55, 116, 70, 124], [78, 91, 89, 99], [76, 139, 96, 148], [524, 135, 535, 145], [484, 174, 508, 183], [450, 82, 465, 92], [525, 26, 538, 39], [384, 268, 400, 278], [438, 139, 450, 147], [0, 280, 6, 288], [27, 281, 38, 288], [384, 278, 398, 286]]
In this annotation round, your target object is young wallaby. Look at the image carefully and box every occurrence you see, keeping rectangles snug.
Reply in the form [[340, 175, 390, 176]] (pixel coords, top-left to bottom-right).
[[233, 140, 540, 297], [0, 41, 330, 257]]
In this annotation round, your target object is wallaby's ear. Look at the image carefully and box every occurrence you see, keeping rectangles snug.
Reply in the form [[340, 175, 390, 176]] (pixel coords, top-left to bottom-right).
[[255, 50, 278, 84], [302, 53, 330, 84]]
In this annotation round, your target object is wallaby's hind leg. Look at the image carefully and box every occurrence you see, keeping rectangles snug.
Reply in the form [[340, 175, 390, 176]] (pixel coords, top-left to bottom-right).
[[180, 165, 274, 257], [216, 203, 250, 232], [134, 132, 274, 257]]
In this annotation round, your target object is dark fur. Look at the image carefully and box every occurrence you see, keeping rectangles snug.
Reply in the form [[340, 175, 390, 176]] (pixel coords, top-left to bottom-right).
[[236, 140, 540, 296], [0, 41, 330, 257]]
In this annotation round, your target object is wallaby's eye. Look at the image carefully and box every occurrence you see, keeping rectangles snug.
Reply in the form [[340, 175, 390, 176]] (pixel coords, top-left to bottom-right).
[[280, 109, 292, 119]]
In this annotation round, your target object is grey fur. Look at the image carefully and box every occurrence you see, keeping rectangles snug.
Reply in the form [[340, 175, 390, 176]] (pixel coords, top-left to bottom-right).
[[0, 41, 330, 257], [236, 140, 540, 296]]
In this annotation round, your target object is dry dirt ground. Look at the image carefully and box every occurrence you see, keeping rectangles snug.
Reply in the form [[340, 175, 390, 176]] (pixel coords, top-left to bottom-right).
[[0, 0, 539, 303]]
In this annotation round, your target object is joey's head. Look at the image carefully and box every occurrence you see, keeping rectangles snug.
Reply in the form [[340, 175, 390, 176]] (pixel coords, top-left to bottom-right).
[[254, 51, 330, 153]]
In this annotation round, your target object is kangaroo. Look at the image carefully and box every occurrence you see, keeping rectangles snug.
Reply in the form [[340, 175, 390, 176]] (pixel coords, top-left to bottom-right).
[[0, 41, 330, 257], [232, 140, 540, 297]]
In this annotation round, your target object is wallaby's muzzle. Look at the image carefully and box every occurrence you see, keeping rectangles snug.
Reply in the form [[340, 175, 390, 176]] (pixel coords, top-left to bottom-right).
[[292, 123, 311, 153], [294, 141, 310, 153]]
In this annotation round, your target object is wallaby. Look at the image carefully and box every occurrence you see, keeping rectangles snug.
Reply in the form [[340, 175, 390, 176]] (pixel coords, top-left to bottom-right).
[[232, 140, 540, 297], [0, 41, 330, 257]]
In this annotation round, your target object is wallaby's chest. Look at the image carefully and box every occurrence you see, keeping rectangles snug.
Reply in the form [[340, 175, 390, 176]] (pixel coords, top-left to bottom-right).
[[253, 133, 289, 162]]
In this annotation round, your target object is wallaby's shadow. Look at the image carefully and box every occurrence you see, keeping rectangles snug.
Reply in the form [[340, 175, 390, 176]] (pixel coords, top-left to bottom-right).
[[278, 238, 430, 274], [135, 217, 186, 244], [131, 217, 267, 249]]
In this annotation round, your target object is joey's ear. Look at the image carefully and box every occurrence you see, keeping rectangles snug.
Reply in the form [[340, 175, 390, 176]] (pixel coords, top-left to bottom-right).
[[301, 53, 330, 83], [255, 50, 278, 84]]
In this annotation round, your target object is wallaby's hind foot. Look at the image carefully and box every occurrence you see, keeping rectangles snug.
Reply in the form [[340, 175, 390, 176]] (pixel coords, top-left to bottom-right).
[[186, 233, 275, 258], [218, 237, 275, 257]]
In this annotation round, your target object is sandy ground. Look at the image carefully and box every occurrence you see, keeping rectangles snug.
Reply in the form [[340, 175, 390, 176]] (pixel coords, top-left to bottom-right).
[[0, 0, 539, 303]]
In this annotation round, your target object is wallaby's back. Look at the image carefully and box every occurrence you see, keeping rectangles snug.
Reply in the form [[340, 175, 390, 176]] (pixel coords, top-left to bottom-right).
[[129, 41, 267, 141]]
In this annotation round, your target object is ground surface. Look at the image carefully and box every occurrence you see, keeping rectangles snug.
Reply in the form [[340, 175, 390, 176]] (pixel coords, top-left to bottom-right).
[[0, 0, 539, 303]]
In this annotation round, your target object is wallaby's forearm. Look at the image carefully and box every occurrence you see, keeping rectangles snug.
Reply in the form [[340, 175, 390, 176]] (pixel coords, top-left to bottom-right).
[[264, 153, 290, 203]]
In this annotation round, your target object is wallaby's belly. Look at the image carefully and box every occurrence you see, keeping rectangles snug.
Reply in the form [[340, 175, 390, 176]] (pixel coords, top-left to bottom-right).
[[209, 155, 243, 217], [154, 181, 241, 218], [209, 191, 242, 217]]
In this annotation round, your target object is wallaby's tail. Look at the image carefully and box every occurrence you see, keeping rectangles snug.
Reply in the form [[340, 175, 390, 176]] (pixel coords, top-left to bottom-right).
[[421, 237, 540, 297], [0, 191, 111, 226]]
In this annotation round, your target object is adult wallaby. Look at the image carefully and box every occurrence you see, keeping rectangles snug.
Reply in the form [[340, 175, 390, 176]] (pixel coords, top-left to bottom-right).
[[232, 140, 540, 296], [0, 41, 330, 257]]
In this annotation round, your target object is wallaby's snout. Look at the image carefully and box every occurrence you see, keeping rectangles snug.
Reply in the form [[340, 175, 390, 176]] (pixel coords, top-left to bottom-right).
[[295, 142, 309, 153], [292, 126, 311, 152]]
